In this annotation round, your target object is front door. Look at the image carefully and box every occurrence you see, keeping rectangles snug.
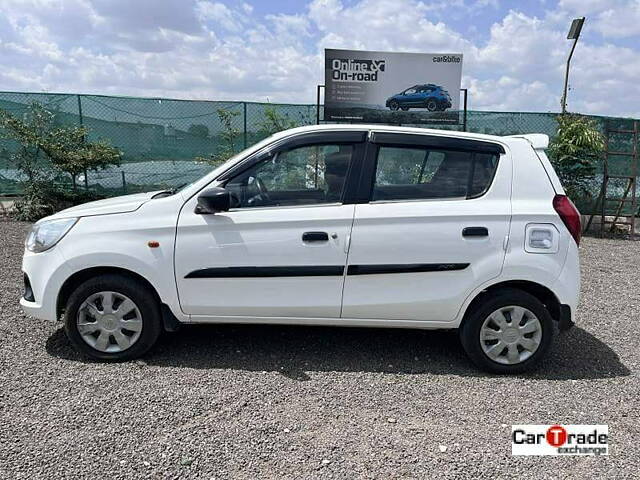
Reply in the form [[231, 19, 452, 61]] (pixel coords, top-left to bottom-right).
[[175, 131, 366, 318], [402, 88, 422, 106], [342, 132, 511, 322]]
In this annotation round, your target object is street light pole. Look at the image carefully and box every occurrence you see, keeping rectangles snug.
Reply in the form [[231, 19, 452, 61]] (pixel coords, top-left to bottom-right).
[[561, 17, 585, 114]]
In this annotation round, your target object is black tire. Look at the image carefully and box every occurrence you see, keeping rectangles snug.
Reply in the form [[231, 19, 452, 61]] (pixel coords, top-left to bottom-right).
[[459, 288, 554, 374], [426, 99, 438, 112], [400, 106, 409, 111], [64, 274, 162, 361], [389, 100, 399, 111]]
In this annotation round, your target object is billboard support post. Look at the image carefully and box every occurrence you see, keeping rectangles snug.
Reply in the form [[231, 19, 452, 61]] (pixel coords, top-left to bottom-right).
[[462, 88, 468, 132], [316, 85, 324, 125]]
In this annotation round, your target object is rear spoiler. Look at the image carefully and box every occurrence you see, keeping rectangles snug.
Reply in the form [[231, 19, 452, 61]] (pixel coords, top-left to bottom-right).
[[505, 134, 549, 150]]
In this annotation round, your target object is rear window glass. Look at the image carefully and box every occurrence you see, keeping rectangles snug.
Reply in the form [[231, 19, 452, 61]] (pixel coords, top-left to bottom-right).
[[372, 146, 499, 201]]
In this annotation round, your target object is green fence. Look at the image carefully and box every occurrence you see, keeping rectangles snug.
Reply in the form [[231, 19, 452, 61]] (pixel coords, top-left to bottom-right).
[[0, 90, 638, 215]]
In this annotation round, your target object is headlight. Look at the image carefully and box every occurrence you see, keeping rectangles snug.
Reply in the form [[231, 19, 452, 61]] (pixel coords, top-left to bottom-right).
[[25, 217, 78, 253]]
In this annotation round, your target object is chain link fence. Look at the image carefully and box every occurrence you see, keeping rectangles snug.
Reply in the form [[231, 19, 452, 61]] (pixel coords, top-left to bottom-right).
[[0, 91, 637, 215]]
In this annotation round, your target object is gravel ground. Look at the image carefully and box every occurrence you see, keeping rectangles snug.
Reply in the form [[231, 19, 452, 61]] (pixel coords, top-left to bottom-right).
[[0, 219, 638, 479]]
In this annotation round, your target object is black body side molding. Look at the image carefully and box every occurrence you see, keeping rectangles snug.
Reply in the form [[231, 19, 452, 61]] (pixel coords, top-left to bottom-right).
[[185, 263, 470, 278], [185, 265, 344, 278], [347, 263, 469, 275]]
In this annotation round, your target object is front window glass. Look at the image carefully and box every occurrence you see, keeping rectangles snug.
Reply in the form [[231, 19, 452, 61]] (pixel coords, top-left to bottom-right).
[[225, 144, 354, 208]]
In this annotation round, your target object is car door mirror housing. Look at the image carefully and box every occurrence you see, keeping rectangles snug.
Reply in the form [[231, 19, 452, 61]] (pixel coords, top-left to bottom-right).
[[195, 187, 231, 214]]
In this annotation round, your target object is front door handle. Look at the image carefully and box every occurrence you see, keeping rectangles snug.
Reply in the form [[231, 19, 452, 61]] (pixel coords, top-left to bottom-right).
[[462, 226, 489, 237], [302, 231, 329, 242]]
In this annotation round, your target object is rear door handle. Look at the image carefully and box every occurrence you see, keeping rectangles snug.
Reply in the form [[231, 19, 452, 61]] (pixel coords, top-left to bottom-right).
[[302, 231, 329, 242], [462, 227, 489, 237]]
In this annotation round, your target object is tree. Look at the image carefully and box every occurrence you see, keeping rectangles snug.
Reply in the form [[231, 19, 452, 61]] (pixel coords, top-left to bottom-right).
[[0, 102, 121, 220], [207, 108, 240, 166], [0, 102, 121, 189], [188, 123, 210, 138], [259, 106, 297, 136], [548, 114, 605, 200]]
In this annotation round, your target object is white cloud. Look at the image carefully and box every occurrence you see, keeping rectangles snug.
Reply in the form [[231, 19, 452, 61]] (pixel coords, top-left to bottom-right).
[[558, 0, 640, 38], [0, 0, 637, 117], [309, 0, 472, 53], [596, 1, 640, 37], [196, 1, 244, 32]]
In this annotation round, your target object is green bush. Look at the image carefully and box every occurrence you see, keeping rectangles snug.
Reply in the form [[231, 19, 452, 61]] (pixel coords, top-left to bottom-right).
[[0, 102, 120, 221], [12, 181, 104, 222], [548, 114, 605, 201]]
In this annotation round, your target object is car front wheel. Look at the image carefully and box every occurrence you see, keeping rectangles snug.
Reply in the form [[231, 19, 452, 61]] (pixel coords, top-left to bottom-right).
[[388, 100, 399, 111], [64, 274, 162, 361], [426, 99, 438, 111], [459, 288, 553, 374]]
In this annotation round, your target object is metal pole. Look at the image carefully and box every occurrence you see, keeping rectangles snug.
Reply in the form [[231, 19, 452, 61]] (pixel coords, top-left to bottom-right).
[[462, 88, 468, 132], [561, 17, 585, 114], [561, 37, 579, 114], [121, 171, 126, 194], [243, 102, 247, 149], [316, 85, 324, 125], [77, 94, 84, 127], [76, 95, 89, 190]]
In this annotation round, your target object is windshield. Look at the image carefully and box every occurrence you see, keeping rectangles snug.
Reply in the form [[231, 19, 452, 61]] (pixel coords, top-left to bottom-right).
[[150, 135, 278, 199], [179, 133, 281, 196]]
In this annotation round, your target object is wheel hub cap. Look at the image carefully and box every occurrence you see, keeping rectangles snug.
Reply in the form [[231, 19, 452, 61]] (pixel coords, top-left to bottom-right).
[[503, 327, 519, 344], [76, 291, 143, 353], [100, 315, 118, 331], [479, 306, 542, 365]]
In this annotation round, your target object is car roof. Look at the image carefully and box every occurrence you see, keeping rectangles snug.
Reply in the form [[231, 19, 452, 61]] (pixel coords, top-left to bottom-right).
[[269, 123, 541, 150]]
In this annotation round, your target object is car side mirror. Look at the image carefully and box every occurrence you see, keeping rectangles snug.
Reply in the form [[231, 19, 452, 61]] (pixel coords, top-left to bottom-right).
[[195, 187, 231, 214]]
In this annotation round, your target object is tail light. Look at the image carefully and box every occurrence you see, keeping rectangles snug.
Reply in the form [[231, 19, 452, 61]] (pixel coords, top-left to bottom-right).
[[553, 194, 581, 245]]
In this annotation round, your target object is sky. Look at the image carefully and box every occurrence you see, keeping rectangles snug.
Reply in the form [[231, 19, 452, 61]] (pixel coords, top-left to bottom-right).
[[0, 0, 639, 117]]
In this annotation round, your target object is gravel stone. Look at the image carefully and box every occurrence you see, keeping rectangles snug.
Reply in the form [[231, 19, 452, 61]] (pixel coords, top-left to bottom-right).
[[0, 220, 638, 478]]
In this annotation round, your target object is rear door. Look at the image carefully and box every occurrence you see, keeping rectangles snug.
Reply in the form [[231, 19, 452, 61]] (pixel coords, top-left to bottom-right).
[[342, 132, 512, 322]]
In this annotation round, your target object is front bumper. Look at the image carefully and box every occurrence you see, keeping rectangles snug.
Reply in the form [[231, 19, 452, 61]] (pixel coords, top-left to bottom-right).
[[20, 247, 73, 322]]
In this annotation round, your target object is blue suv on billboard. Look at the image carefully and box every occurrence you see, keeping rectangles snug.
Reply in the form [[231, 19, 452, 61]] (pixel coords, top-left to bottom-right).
[[386, 84, 452, 112]]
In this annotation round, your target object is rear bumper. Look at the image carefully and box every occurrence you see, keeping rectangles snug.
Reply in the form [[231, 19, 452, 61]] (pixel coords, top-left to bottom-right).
[[551, 240, 580, 327]]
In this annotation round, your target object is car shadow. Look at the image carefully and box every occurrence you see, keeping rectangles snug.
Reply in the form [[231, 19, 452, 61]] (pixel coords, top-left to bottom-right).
[[45, 323, 630, 380]]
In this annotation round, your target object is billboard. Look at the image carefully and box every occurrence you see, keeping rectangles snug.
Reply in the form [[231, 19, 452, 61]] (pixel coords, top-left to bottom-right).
[[324, 49, 463, 124]]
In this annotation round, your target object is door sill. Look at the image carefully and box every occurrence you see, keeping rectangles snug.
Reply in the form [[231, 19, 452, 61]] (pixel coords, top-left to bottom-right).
[[186, 314, 457, 330]]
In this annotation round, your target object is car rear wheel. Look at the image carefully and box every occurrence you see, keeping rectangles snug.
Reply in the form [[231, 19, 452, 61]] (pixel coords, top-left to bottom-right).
[[389, 100, 399, 111], [64, 274, 162, 361], [426, 99, 438, 112], [459, 288, 553, 374]]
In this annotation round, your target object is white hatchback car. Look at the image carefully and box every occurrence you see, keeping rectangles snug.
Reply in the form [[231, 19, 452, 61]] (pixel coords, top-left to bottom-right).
[[21, 125, 581, 373]]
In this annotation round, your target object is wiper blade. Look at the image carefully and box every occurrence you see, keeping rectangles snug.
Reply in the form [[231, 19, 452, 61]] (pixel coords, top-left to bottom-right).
[[151, 190, 174, 199], [151, 183, 188, 199]]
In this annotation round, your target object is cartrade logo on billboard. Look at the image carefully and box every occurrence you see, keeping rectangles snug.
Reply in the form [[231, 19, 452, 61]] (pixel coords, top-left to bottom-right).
[[512, 425, 608, 456]]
